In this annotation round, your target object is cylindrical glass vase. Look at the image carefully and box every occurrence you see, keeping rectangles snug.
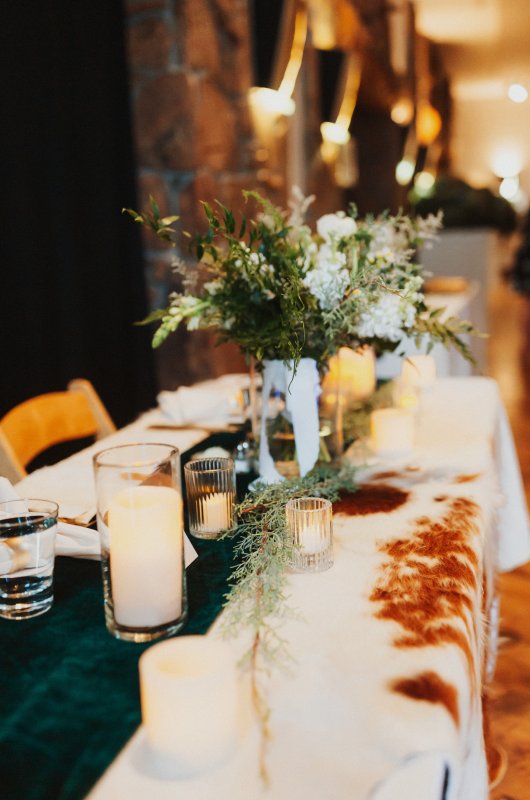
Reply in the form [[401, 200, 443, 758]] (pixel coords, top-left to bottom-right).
[[286, 497, 333, 573], [184, 457, 236, 539], [93, 443, 187, 643]]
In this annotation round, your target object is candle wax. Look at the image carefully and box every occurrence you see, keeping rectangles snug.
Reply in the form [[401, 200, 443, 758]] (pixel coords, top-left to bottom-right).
[[198, 493, 232, 533], [108, 485, 183, 628]]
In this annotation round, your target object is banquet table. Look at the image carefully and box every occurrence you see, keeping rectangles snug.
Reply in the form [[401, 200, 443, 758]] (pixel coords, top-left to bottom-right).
[[1, 376, 529, 800]]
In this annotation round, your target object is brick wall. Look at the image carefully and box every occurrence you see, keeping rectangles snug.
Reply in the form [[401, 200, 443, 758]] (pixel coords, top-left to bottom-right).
[[125, 0, 260, 388]]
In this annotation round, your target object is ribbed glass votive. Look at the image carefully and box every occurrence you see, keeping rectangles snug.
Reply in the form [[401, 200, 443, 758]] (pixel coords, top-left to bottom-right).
[[184, 457, 236, 539], [286, 497, 333, 573]]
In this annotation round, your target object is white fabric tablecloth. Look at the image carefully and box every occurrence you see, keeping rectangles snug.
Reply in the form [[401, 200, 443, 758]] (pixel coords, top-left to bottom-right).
[[377, 285, 479, 380], [86, 377, 530, 800]]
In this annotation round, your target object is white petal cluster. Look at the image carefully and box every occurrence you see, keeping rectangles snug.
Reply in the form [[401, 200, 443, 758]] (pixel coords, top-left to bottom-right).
[[356, 294, 416, 342], [303, 244, 350, 310], [316, 212, 357, 242]]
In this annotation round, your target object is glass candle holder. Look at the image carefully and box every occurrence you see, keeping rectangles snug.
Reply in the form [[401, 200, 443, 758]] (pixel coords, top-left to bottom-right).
[[184, 457, 236, 540], [286, 497, 333, 573], [93, 443, 187, 643]]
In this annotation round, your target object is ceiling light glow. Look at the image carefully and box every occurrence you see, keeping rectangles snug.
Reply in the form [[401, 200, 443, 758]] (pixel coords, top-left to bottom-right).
[[508, 83, 528, 103]]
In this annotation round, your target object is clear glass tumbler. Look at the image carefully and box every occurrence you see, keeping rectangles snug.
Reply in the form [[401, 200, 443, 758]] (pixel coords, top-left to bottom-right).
[[93, 443, 187, 642], [286, 497, 333, 573], [0, 498, 58, 619], [184, 457, 236, 539]]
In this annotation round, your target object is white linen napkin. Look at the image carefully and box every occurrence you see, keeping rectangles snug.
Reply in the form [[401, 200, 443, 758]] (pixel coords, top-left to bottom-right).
[[0, 478, 197, 567], [157, 373, 250, 425]]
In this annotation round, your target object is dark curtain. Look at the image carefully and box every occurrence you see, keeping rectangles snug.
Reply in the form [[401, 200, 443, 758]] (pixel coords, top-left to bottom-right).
[[0, 0, 156, 427]]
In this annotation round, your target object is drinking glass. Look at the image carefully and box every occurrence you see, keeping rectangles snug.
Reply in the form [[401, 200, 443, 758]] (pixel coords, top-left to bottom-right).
[[0, 498, 58, 619], [93, 443, 187, 642]]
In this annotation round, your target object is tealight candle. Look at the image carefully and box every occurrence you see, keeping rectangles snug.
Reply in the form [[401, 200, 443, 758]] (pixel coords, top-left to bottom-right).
[[298, 523, 329, 555], [184, 457, 236, 540], [400, 355, 436, 389], [139, 636, 239, 776], [108, 485, 183, 628], [198, 493, 232, 534], [286, 497, 333, 572], [370, 408, 415, 457]]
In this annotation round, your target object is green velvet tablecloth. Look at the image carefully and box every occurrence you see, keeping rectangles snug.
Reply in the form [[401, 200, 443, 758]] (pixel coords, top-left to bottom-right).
[[0, 432, 250, 800], [0, 539, 237, 800]]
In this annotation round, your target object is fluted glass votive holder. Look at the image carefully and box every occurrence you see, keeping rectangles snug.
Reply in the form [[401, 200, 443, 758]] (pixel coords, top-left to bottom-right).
[[286, 497, 333, 573], [184, 457, 236, 540]]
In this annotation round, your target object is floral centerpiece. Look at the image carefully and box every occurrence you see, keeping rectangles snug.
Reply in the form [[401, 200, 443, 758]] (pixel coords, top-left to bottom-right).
[[126, 189, 474, 479]]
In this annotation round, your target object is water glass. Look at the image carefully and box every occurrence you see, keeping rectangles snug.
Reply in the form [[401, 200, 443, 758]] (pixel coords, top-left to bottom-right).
[[286, 497, 333, 573], [93, 443, 187, 643], [184, 457, 236, 539], [0, 498, 58, 619]]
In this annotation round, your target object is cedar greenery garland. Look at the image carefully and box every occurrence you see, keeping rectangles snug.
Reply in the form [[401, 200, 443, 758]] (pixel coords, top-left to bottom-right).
[[220, 464, 357, 782]]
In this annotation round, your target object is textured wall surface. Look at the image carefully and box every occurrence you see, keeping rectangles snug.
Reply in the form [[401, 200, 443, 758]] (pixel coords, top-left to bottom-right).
[[125, 0, 259, 387]]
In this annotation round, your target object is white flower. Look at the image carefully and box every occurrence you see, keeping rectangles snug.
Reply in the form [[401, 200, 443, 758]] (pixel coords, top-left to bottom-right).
[[303, 244, 350, 310], [204, 280, 222, 295], [356, 294, 416, 342], [316, 212, 357, 242]]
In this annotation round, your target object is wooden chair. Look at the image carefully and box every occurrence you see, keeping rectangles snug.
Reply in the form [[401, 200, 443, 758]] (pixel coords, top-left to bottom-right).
[[0, 379, 116, 483]]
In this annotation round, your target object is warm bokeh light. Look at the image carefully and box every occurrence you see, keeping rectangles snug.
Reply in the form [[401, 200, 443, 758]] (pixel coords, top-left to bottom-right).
[[395, 158, 415, 185], [247, 87, 296, 117], [499, 176, 519, 200], [390, 96, 415, 126], [490, 148, 524, 178], [413, 170, 436, 196], [508, 83, 528, 104], [415, 103, 442, 146], [320, 121, 351, 145]]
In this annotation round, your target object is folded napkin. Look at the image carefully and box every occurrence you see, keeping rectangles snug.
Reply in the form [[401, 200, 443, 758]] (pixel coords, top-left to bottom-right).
[[0, 477, 100, 562], [157, 373, 251, 425], [1, 478, 197, 567]]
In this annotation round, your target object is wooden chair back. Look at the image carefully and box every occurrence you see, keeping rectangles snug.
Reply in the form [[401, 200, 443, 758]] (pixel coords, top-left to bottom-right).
[[0, 379, 116, 483]]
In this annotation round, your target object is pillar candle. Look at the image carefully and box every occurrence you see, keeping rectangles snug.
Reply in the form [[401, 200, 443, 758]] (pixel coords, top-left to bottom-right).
[[139, 636, 239, 776], [323, 346, 376, 402], [108, 485, 183, 628], [370, 408, 415, 456], [400, 355, 436, 389]]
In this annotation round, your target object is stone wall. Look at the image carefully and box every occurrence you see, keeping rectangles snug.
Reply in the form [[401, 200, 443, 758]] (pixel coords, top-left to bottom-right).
[[125, 0, 259, 388]]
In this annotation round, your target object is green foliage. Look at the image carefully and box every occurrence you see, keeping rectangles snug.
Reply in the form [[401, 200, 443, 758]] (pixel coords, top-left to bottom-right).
[[219, 464, 356, 780], [124, 189, 480, 366], [221, 465, 357, 669]]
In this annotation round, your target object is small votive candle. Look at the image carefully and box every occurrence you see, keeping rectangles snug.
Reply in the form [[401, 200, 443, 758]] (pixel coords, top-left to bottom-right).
[[139, 636, 239, 777], [370, 408, 415, 457], [400, 355, 437, 389], [199, 493, 231, 534], [286, 497, 333, 573], [184, 457, 236, 539]]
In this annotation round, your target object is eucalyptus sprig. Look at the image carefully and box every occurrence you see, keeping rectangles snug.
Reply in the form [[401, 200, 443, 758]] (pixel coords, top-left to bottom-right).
[[221, 464, 357, 782]]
